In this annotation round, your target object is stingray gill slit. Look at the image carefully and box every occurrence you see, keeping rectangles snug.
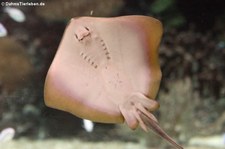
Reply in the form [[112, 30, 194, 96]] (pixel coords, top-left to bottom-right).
[[74, 26, 111, 69]]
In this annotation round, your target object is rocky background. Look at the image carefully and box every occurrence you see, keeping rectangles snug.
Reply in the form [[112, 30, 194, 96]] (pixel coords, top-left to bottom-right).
[[0, 0, 225, 148]]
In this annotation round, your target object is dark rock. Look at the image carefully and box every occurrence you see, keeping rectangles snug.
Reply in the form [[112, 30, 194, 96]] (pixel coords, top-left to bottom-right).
[[0, 37, 33, 92], [35, 0, 124, 21]]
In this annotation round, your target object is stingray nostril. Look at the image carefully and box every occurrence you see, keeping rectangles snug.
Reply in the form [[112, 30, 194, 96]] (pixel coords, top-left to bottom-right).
[[74, 34, 78, 39]]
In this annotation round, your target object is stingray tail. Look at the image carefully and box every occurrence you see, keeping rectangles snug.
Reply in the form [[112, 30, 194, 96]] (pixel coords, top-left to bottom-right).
[[119, 93, 183, 149], [140, 112, 184, 149]]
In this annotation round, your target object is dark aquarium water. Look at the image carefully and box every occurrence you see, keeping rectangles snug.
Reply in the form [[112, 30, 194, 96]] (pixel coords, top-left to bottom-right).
[[0, 0, 224, 149]]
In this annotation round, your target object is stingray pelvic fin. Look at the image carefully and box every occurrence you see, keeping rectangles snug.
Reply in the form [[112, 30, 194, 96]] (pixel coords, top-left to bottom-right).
[[119, 92, 183, 149], [119, 93, 159, 130]]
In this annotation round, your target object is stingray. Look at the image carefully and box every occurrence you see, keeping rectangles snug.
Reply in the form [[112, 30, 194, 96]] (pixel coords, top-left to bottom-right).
[[44, 15, 183, 149]]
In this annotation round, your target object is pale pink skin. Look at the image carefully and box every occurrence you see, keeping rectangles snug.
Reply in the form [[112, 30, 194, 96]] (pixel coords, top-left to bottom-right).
[[44, 16, 183, 149]]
